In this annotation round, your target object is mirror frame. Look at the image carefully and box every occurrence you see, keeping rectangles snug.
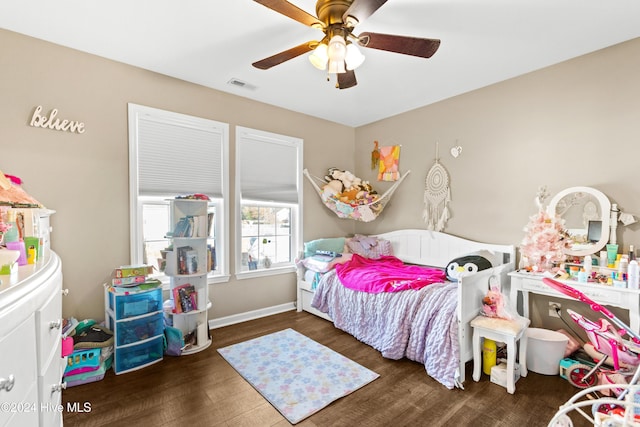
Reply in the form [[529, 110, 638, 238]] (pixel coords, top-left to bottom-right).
[[547, 186, 611, 257]]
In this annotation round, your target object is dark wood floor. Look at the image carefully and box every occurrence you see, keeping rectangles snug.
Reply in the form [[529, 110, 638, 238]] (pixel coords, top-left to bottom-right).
[[62, 311, 591, 427]]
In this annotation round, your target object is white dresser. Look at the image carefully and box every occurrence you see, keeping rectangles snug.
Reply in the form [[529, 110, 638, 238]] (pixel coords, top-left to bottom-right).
[[0, 252, 65, 427]]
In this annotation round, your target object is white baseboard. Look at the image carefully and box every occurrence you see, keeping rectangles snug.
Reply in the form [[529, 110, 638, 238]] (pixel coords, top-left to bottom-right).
[[208, 302, 296, 330]]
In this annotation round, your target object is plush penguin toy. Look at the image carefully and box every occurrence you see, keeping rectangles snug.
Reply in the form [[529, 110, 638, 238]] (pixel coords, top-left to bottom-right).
[[445, 251, 497, 282]]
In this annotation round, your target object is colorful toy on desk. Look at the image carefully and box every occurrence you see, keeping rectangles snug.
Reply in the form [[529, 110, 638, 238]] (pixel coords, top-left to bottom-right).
[[593, 273, 609, 284], [0, 249, 20, 275]]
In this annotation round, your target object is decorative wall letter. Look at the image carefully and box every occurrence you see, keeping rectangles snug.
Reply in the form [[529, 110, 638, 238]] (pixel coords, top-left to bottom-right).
[[29, 105, 85, 134]]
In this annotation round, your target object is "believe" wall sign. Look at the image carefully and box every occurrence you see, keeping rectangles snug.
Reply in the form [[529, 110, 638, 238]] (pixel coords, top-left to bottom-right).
[[29, 105, 85, 134]]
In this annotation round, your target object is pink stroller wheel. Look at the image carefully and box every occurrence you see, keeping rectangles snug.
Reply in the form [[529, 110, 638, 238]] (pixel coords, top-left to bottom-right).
[[566, 363, 598, 389]]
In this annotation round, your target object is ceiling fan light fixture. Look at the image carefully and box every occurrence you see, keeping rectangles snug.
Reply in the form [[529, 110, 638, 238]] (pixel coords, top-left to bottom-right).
[[309, 43, 328, 70], [345, 43, 365, 70], [327, 35, 347, 73], [328, 58, 345, 74], [253, 0, 442, 89]]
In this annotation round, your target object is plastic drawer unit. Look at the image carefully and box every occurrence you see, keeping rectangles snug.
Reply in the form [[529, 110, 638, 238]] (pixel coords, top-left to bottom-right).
[[105, 286, 164, 374]]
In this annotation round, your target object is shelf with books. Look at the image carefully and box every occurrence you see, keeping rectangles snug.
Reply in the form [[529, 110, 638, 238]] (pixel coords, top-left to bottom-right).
[[165, 197, 212, 355]]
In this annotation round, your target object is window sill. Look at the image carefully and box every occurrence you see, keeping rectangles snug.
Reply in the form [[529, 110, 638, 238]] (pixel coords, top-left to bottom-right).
[[235, 265, 296, 280], [208, 274, 231, 284]]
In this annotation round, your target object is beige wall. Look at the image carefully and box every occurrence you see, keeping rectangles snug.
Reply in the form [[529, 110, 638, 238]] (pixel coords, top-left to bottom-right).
[[2, 28, 639, 326], [0, 29, 355, 321], [353, 38, 640, 328], [354, 38, 640, 249]]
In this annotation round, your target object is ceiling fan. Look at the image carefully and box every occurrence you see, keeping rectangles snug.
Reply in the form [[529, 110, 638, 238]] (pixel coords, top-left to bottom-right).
[[252, 0, 441, 89]]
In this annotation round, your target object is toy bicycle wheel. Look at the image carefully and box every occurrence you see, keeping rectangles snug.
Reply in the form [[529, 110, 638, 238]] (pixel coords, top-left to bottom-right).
[[566, 364, 598, 389]]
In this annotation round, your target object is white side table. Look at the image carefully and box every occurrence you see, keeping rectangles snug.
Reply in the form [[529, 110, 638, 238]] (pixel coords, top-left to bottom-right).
[[471, 315, 530, 394]]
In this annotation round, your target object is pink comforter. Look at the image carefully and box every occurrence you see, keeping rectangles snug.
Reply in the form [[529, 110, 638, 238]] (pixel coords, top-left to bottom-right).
[[335, 254, 446, 293]]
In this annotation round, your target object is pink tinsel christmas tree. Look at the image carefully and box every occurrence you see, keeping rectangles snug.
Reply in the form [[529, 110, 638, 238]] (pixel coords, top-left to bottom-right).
[[520, 187, 570, 272]]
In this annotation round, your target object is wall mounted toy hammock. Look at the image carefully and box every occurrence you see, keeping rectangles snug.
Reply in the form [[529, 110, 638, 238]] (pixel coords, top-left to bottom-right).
[[304, 169, 410, 222], [422, 148, 451, 231]]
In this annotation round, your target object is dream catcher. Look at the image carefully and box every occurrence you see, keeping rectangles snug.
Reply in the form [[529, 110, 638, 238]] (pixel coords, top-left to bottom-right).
[[422, 145, 451, 231]]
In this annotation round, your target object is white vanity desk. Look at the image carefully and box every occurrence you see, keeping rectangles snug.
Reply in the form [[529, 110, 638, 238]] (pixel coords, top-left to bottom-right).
[[508, 271, 640, 333], [511, 185, 640, 331]]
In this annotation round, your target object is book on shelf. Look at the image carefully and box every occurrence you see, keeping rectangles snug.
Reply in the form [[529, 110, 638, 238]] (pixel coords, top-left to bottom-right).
[[171, 216, 192, 238], [207, 212, 214, 237], [177, 245, 200, 275], [172, 283, 197, 313], [114, 265, 154, 278], [208, 244, 216, 272], [171, 214, 209, 238], [196, 214, 208, 238], [112, 275, 147, 286], [186, 249, 198, 274], [171, 286, 182, 314]]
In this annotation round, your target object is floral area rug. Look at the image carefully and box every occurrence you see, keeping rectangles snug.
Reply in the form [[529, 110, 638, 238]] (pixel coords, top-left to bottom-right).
[[217, 328, 379, 424]]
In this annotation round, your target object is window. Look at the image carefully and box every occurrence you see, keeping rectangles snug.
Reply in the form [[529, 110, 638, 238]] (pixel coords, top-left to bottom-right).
[[128, 103, 229, 282], [236, 126, 302, 276], [241, 204, 292, 269]]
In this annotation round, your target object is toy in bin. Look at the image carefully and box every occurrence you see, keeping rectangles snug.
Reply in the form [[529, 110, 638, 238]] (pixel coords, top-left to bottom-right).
[[63, 319, 114, 387]]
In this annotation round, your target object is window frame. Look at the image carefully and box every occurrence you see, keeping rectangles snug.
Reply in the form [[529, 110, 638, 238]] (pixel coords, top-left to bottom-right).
[[235, 126, 303, 279], [128, 103, 230, 284]]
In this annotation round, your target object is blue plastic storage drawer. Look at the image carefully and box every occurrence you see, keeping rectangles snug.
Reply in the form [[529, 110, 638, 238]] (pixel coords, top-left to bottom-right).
[[111, 288, 162, 319], [116, 312, 164, 346], [115, 335, 163, 373]]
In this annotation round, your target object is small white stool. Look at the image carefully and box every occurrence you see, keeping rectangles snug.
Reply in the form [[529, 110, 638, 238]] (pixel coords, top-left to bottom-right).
[[471, 315, 530, 394]]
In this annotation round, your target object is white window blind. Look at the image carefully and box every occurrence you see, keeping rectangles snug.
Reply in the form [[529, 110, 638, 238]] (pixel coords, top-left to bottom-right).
[[130, 104, 227, 198], [237, 127, 301, 204]]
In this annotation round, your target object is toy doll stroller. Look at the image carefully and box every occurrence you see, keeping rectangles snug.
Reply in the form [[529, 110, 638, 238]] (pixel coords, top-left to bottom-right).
[[543, 277, 640, 426]]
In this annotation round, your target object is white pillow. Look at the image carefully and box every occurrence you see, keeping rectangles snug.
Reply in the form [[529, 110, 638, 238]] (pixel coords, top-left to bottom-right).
[[302, 253, 353, 273]]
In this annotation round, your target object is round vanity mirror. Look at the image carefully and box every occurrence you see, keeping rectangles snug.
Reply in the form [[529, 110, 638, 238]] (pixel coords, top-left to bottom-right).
[[547, 186, 611, 257]]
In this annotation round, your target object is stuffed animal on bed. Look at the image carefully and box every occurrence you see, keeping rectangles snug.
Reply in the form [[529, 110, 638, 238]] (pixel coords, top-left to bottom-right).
[[445, 251, 495, 282]]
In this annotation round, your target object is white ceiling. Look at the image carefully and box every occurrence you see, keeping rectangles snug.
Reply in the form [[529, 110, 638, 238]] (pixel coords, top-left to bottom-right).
[[1, 0, 639, 127]]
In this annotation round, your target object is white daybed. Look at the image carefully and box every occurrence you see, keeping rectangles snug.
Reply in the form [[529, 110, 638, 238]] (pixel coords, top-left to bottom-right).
[[296, 229, 516, 388]]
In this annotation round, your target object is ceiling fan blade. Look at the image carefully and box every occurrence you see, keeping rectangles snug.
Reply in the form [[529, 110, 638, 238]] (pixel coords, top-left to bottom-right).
[[254, 0, 323, 28], [358, 32, 441, 58], [252, 42, 316, 70], [337, 68, 357, 89], [342, 0, 389, 26]]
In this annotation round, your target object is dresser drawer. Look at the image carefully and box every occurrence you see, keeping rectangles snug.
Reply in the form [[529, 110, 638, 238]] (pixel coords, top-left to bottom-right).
[[0, 314, 38, 427], [36, 287, 62, 374], [520, 278, 624, 306], [38, 338, 63, 427]]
